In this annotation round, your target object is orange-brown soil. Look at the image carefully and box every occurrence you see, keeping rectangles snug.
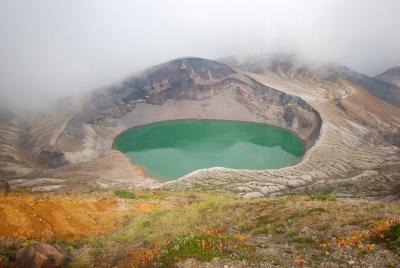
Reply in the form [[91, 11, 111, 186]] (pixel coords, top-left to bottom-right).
[[0, 194, 158, 240]]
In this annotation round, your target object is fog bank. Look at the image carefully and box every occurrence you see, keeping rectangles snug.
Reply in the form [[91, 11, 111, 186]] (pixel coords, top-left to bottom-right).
[[0, 0, 399, 109]]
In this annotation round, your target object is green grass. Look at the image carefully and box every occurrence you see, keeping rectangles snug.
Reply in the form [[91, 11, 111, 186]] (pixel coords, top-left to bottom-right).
[[287, 207, 327, 222], [286, 228, 299, 238], [80, 191, 256, 266], [285, 228, 316, 248], [114, 190, 136, 199], [110, 192, 246, 244], [309, 194, 336, 201], [88, 248, 102, 258], [84, 237, 103, 247], [157, 232, 257, 267], [256, 214, 275, 225]]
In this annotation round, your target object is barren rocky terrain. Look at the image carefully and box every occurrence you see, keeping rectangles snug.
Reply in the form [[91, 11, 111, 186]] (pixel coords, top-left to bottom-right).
[[0, 56, 399, 199]]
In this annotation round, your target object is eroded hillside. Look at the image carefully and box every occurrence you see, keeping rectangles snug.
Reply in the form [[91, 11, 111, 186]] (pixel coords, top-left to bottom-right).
[[56, 58, 321, 164], [376, 66, 400, 87], [0, 56, 399, 199]]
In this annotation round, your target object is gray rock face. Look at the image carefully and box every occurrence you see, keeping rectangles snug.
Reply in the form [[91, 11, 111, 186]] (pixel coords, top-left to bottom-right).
[[36, 151, 67, 168], [16, 243, 70, 268], [0, 181, 10, 195], [73, 57, 237, 127], [384, 132, 400, 147], [241, 192, 264, 199]]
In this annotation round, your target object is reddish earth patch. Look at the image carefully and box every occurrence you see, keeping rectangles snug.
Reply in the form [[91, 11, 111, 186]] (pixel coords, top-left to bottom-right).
[[0, 195, 157, 240]]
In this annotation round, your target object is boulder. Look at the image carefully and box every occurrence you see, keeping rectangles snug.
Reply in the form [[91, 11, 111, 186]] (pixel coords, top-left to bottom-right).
[[0, 181, 10, 195], [241, 191, 264, 199], [16, 243, 70, 268]]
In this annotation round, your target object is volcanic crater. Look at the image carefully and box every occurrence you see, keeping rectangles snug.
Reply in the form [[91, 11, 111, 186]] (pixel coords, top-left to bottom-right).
[[1, 56, 399, 198]]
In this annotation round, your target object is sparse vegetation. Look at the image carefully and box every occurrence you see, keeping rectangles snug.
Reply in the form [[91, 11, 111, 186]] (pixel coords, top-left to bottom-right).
[[309, 193, 336, 201], [114, 189, 136, 199], [370, 221, 400, 250], [88, 248, 102, 258], [158, 230, 258, 267], [0, 248, 15, 262], [385, 223, 400, 250], [1, 191, 399, 267], [66, 257, 91, 268]]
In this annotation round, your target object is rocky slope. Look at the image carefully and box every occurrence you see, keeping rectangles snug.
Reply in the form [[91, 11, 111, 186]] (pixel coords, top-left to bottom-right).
[[376, 66, 400, 87], [0, 56, 399, 198], [222, 54, 400, 107], [337, 66, 400, 107], [0, 110, 34, 177]]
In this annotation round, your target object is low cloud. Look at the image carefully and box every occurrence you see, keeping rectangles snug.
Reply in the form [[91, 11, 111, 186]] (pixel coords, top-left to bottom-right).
[[0, 0, 399, 109]]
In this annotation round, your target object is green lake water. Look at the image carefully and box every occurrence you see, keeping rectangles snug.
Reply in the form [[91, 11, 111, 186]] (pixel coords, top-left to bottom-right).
[[113, 120, 305, 180]]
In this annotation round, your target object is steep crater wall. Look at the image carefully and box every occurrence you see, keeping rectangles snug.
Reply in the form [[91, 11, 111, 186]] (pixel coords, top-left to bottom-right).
[[52, 58, 322, 172]]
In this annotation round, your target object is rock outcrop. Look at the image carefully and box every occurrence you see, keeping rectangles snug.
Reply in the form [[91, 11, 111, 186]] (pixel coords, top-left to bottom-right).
[[16, 243, 70, 268]]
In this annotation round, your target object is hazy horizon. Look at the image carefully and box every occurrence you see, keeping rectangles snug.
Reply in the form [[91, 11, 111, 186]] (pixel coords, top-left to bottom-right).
[[1, 0, 399, 109]]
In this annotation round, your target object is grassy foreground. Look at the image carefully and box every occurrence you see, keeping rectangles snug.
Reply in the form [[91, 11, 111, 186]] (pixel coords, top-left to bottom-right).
[[1, 190, 400, 267]]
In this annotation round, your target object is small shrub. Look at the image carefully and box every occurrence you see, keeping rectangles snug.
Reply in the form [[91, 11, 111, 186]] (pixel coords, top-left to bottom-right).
[[338, 220, 400, 251], [65, 245, 74, 255], [0, 249, 15, 262], [114, 190, 136, 199], [88, 248, 102, 258], [386, 223, 400, 249], [286, 229, 299, 238], [372, 223, 400, 250], [116, 234, 130, 243], [309, 194, 336, 201], [239, 223, 254, 233]]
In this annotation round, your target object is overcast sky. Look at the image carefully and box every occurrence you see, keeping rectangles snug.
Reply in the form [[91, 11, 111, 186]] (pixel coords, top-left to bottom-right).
[[0, 0, 399, 109]]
